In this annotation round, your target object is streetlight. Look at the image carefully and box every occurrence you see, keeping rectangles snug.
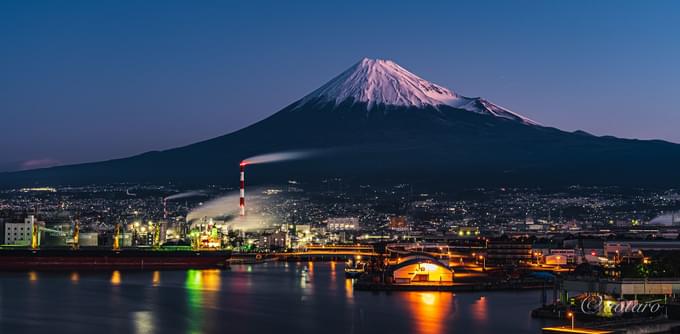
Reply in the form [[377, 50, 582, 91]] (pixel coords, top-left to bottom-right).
[[479, 255, 486, 271], [567, 311, 574, 330]]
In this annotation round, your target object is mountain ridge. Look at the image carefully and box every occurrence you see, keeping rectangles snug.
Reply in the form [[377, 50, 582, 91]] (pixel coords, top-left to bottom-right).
[[2, 58, 679, 189]]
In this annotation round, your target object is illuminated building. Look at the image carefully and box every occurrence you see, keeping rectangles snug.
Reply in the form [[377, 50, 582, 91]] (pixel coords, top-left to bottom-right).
[[452, 226, 479, 238], [388, 216, 409, 231], [389, 254, 454, 284], [325, 217, 360, 231], [258, 230, 288, 250], [604, 242, 632, 260], [548, 249, 576, 264], [544, 254, 567, 266]]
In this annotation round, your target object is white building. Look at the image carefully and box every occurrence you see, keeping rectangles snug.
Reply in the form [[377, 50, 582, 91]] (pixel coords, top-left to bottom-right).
[[549, 249, 576, 263], [604, 242, 632, 258], [4, 215, 42, 245]]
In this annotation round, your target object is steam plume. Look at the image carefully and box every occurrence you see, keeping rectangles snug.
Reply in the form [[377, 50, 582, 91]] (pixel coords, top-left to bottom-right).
[[186, 188, 279, 231], [164, 191, 207, 201], [241, 150, 315, 165]]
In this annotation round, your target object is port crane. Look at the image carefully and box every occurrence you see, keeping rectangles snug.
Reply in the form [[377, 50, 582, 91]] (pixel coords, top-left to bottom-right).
[[30, 220, 80, 250], [113, 223, 122, 250]]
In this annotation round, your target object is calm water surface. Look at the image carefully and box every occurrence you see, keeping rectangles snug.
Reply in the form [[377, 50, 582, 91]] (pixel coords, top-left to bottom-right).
[[0, 262, 558, 333]]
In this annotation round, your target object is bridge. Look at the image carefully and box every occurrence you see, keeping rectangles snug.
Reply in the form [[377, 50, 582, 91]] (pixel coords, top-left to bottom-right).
[[275, 244, 379, 261]]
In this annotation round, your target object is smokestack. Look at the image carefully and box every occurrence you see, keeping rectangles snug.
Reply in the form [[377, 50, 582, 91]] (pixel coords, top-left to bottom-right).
[[163, 198, 168, 221], [240, 161, 246, 216]]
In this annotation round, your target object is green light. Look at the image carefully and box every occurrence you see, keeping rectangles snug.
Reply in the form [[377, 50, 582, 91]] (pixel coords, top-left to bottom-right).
[[186, 270, 204, 334]]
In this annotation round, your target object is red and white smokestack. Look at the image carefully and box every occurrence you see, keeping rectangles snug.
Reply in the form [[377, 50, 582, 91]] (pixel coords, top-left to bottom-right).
[[163, 198, 167, 221], [239, 161, 246, 216]]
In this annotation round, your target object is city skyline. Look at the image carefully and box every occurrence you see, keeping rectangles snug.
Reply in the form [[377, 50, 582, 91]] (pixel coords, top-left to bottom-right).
[[3, 3, 680, 334], [2, 0, 680, 171]]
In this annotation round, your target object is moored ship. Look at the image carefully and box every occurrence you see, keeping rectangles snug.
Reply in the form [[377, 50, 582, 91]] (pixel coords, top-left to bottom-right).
[[0, 217, 230, 270], [0, 248, 231, 270], [344, 257, 366, 278]]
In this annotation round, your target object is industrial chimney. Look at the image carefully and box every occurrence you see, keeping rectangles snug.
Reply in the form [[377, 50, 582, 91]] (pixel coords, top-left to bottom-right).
[[239, 161, 246, 216]]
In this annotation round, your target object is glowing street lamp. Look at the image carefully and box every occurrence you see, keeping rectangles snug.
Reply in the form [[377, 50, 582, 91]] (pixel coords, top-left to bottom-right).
[[567, 311, 574, 330]]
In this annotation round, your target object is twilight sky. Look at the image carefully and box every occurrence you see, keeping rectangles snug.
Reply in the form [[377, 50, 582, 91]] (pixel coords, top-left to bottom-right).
[[1, 0, 679, 171]]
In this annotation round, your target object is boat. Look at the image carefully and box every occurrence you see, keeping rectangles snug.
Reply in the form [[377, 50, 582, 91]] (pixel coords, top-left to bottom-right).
[[344, 258, 366, 278], [0, 248, 231, 270]]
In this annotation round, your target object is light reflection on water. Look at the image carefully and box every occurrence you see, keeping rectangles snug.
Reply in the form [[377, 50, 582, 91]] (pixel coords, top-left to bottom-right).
[[471, 295, 488, 322], [133, 310, 153, 334], [70, 272, 80, 283], [110, 270, 121, 286], [28, 271, 38, 282], [404, 292, 453, 334], [345, 278, 354, 302], [151, 271, 160, 287], [0, 262, 554, 334]]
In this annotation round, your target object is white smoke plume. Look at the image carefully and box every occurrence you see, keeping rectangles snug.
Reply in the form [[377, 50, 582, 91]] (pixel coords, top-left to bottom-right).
[[164, 191, 207, 201], [186, 188, 279, 231], [241, 150, 315, 165]]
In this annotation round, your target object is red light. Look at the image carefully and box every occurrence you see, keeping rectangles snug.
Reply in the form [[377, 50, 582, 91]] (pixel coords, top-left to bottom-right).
[[240, 161, 248, 167]]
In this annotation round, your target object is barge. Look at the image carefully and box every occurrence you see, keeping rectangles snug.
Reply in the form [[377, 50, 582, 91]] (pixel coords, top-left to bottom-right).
[[0, 248, 231, 270]]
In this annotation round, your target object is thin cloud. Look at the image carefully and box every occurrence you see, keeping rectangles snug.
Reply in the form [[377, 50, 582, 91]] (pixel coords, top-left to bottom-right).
[[20, 158, 61, 170]]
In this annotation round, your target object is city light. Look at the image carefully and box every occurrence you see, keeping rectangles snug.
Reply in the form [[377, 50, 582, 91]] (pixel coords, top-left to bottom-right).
[[3, 3, 678, 334]]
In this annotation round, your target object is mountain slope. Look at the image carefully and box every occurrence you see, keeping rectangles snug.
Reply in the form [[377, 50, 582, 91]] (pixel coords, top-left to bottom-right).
[[2, 58, 679, 189]]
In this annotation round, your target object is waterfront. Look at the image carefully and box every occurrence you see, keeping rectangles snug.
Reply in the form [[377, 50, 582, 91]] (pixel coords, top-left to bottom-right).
[[0, 262, 557, 334]]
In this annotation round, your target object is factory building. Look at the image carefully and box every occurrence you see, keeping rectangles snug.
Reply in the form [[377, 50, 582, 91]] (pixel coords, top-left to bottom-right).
[[486, 239, 532, 265], [259, 230, 288, 250], [3, 215, 43, 245], [604, 242, 633, 259], [548, 249, 576, 264], [544, 254, 568, 266]]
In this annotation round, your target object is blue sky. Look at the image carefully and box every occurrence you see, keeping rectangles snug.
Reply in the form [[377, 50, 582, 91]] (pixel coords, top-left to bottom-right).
[[1, 0, 679, 170]]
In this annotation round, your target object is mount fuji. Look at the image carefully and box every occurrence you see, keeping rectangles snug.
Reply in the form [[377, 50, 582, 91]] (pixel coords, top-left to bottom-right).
[[295, 58, 537, 125], [2, 58, 680, 188]]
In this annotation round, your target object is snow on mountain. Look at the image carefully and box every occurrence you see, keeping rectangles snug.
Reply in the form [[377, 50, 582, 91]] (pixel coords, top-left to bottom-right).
[[296, 58, 539, 126]]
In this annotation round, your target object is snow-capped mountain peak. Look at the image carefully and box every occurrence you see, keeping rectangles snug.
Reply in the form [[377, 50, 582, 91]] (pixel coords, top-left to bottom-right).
[[296, 58, 539, 126], [300, 58, 461, 108]]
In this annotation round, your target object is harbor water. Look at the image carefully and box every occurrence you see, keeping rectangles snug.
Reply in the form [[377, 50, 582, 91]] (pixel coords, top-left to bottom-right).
[[0, 261, 558, 333]]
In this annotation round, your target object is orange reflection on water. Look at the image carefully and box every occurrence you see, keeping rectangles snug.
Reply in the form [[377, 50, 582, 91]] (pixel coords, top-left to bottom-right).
[[201, 269, 221, 291], [186, 269, 222, 310], [471, 296, 488, 322], [70, 272, 79, 283], [28, 271, 38, 282], [404, 292, 453, 334], [152, 270, 161, 287], [345, 279, 354, 301], [111, 270, 121, 286], [330, 261, 337, 284]]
